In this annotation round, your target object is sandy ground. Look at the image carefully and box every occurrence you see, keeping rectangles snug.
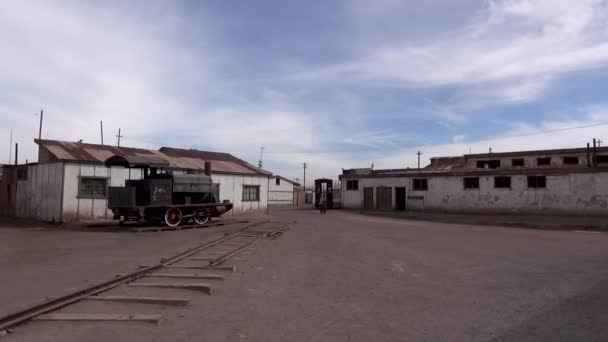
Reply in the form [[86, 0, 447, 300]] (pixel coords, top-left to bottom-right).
[[2, 209, 608, 341]]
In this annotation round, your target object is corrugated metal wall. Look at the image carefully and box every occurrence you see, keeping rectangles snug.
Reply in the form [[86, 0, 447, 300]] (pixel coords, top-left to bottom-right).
[[14, 163, 63, 222]]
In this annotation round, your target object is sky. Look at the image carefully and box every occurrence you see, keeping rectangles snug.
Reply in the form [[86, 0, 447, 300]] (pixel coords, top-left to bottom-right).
[[2, 0, 608, 183]]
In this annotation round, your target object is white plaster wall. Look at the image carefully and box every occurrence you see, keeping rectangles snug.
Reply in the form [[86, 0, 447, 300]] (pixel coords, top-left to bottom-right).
[[212, 174, 269, 216], [15, 163, 63, 222], [268, 177, 294, 205], [62, 164, 142, 222], [342, 172, 608, 215]]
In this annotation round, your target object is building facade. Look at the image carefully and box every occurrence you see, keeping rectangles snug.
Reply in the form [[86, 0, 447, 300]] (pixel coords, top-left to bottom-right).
[[268, 176, 300, 205], [0, 140, 272, 222], [340, 147, 608, 216]]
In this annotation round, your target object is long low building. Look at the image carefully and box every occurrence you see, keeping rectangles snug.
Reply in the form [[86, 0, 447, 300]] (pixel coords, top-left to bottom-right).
[[0, 139, 272, 222], [340, 146, 608, 216]]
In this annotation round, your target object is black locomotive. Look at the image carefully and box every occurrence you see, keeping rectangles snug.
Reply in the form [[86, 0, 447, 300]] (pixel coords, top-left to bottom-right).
[[105, 155, 232, 226]]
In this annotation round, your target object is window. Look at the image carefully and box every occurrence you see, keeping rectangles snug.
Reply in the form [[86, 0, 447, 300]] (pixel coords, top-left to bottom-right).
[[494, 176, 511, 188], [476, 160, 501, 169], [413, 178, 428, 191], [346, 180, 359, 191], [595, 155, 608, 164], [527, 176, 546, 188], [242, 185, 260, 201], [512, 159, 524, 167], [563, 156, 579, 165], [275, 177, 280, 185], [78, 177, 108, 199], [537, 157, 551, 166], [463, 177, 479, 189]]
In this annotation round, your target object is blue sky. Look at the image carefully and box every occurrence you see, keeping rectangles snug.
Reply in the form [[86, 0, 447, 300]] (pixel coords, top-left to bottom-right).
[[2, 0, 608, 181]]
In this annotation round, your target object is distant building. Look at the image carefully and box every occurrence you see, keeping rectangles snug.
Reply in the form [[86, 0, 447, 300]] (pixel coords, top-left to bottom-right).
[[0, 139, 272, 222], [268, 175, 300, 205], [340, 146, 608, 215]]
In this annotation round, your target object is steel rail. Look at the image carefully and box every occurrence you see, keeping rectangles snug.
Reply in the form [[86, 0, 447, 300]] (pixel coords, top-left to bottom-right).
[[209, 223, 289, 267], [0, 219, 272, 331]]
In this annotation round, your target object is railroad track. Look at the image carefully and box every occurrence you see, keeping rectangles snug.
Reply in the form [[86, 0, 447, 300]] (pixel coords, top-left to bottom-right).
[[129, 218, 253, 232], [0, 219, 290, 332]]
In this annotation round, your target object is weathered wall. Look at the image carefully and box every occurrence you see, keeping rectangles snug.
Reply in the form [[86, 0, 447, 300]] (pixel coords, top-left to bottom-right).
[[342, 172, 608, 215], [268, 178, 294, 205], [62, 163, 142, 222], [13, 163, 63, 222], [212, 174, 269, 216], [0, 166, 16, 217]]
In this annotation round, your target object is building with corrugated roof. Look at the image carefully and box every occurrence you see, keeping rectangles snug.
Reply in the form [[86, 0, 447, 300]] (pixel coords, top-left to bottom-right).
[[340, 146, 608, 215], [268, 175, 300, 205], [0, 139, 272, 222]]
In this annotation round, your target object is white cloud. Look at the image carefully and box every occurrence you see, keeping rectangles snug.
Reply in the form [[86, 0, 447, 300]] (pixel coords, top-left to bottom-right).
[[375, 104, 608, 169], [293, 0, 608, 118]]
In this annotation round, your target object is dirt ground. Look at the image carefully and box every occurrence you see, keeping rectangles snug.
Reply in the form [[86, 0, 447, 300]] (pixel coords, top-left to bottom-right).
[[2, 209, 608, 341]]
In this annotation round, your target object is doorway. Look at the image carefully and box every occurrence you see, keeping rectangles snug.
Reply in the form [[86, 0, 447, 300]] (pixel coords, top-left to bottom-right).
[[376, 187, 392, 210], [395, 187, 406, 211], [363, 187, 374, 209]]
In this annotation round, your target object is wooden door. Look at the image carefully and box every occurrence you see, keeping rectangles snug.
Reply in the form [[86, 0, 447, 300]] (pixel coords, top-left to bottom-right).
[[376, 187, 392, 210]]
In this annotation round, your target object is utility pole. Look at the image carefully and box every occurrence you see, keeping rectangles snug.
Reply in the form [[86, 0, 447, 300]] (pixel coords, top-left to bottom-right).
[[598, 139, 603, 147], [417, 150, 422, 169], [258, 147, 265, 168], [303, 162, 308, 191], [8, 128, 12, 165], [100, 121, 104, 145], [489, 147, 493, 154], [38, 110, 43, 140], [116, 128, 123, 147]]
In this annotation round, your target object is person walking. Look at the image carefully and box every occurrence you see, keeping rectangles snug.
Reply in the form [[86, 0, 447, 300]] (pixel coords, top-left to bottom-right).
[[319, 191, 327, 214]]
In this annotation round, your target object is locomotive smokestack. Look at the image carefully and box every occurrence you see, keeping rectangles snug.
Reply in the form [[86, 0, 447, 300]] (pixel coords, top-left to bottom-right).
[[204, 161, 212, 176]]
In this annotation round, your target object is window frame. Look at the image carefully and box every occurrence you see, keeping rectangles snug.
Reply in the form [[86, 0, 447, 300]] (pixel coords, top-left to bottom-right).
[[511, 158, 524, 167], [494, 176, 511, 189], [537, 157, 551, 166], [77, 176, 109, 199], [476, 160, 501, 169], [562, 156, 579, 165], [527, 175, 547, 189], [413, 178, 428, 191], [242, 185, 261, 202], [346, 180, 359, 191], [463, 177, 480, 189], [595, 155, 608, 164]]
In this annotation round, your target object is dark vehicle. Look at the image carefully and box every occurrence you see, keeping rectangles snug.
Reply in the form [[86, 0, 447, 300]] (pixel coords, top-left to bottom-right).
[[105, 155, 233, 227], [314, 178, 333, 209]]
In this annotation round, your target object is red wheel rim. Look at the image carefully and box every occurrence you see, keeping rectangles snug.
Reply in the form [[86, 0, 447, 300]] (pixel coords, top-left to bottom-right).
[[165, 207, 182, 227]]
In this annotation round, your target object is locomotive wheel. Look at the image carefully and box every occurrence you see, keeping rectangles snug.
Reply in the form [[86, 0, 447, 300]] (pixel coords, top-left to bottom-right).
[[193, 209, 210, 225], [164, 207, 182, 227]]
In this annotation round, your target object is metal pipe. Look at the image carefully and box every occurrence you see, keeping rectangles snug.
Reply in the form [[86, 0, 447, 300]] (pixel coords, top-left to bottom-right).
[[14, 143, 18, 165], [38, 110, 43, 141]]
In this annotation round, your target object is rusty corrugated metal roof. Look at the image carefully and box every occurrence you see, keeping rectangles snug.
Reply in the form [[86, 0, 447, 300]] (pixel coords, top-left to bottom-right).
[[35, 139, 271, 176]]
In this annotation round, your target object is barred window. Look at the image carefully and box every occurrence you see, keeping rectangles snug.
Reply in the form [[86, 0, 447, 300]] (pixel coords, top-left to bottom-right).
[[78, 177, 108, 199], [346, 180, 359, 191], [242, 185, 260, 201], [494, 176, 511, 188], [463, 177, 479, 189], [413, 178, 428, 191], [528, 176, 546, 188]]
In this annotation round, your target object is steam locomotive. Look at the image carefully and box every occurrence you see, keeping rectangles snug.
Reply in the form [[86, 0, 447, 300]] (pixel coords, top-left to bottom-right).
[[105, 155, 233, 226]]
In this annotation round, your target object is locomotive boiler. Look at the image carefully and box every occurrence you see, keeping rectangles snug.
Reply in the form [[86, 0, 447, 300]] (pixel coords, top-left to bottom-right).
[[105, 155, 233, 227]]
